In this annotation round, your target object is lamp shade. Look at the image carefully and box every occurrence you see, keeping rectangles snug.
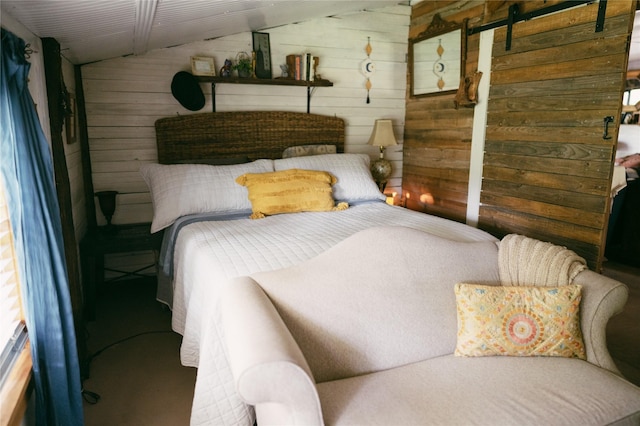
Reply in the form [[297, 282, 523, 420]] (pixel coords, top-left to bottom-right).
[[368, 119, 397, 148]]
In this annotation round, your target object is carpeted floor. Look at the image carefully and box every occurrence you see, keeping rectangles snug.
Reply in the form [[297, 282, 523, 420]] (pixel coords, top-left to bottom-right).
[[82, 277, 196, 426], [82, 262, 640, 424]]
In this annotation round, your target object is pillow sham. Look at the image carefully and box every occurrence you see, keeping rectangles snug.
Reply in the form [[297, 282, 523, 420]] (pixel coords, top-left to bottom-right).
[[140, 159, 274, 233], [274, 153, 385, 203], [282, 144, 337, 158], [235, 169, 348, 219], [454, 283, 585, 359]]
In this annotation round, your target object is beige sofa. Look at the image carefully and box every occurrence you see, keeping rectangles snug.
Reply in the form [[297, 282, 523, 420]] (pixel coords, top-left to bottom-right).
[[221, 226, 640, 425]]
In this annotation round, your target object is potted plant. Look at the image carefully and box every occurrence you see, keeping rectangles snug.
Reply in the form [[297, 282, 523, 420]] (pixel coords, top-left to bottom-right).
[[233, 52, 253, 78]]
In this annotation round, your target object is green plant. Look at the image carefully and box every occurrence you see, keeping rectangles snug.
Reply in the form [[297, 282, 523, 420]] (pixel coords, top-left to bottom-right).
[[233, 58, 252, 75]]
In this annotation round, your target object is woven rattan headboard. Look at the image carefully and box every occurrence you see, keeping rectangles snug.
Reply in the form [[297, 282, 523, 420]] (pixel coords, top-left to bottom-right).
[[154, 111, 345, 164]]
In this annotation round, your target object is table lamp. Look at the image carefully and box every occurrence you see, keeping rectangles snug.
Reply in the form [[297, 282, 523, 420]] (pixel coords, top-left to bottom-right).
[[368, 119, 397, 191]]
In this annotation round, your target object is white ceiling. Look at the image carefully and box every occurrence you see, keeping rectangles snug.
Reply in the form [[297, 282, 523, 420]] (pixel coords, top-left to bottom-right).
[[1, 0, 403, 65], [1, 1, 637, 69]]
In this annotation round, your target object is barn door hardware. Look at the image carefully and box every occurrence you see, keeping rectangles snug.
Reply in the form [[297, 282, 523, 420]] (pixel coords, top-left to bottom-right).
[[468, 0, 606, 51], [595, 0, 608, 32], [505, 4, 518, 51], [603, 116, 614, 140]]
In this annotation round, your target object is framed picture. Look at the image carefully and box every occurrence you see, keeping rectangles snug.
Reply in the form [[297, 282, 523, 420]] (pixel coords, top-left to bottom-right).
[[191, 56, 216, 76], [252, 32, 272, 79], [65, 93, 77, 144], [409, 14, 467, 97]]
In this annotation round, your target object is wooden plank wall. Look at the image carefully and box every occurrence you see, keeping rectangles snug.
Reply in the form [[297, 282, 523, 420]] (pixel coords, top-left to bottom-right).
[[480, 0, 634, 270], [405, 0, 634, 270], [404, 1, 486, 222], [80, 5, 410, 276]]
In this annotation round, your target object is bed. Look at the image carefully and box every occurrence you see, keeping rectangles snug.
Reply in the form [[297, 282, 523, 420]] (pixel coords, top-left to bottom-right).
[[144, 111, 498, 426]]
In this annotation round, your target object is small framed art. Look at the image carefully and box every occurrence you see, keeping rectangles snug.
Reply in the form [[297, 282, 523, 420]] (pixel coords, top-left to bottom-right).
[[252, 32, 272, 79], [191, 56, 216, 76]]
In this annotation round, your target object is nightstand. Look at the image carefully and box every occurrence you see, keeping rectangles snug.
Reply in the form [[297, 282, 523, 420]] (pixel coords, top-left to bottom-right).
[[80, 223, 163, 320]]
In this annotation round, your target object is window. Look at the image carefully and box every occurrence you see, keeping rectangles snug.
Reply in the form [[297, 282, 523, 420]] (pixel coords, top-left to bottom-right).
[[0, 178, 31, 423], [623, 88, 640, 106], [622, 89, 640, 125]]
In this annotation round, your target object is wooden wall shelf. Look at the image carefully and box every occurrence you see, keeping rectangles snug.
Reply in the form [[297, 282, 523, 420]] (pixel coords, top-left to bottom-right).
[[196, 76, 333, 113]]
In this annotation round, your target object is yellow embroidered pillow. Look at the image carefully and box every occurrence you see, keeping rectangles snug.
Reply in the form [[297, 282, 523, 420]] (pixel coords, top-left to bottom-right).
[[235, 169, 348, 219], [454, 283, 585, 359]]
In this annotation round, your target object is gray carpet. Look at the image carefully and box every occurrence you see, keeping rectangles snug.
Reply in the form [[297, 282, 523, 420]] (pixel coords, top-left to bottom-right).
[[82, 277, 196, 426]]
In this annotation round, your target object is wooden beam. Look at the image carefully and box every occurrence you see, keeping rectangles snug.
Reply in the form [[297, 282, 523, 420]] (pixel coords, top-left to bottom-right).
[[75, 65, 97, 230], [41, 38, 88, 378]]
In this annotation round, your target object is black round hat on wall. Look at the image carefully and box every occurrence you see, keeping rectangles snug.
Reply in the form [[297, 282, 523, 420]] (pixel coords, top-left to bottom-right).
[[171, 71, 205, 111]]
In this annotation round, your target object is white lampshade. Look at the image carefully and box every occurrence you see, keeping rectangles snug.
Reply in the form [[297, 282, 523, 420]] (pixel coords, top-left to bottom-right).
[[368, 119, 397, 148]]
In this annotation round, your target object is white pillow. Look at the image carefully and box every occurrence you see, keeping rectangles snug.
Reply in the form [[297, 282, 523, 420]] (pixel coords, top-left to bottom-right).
[[274, 153, 385, 203], [140, 159, 274, 233]]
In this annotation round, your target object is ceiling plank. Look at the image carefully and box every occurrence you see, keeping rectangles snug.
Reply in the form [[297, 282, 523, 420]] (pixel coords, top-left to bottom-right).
[[133, 0, 159, 55]]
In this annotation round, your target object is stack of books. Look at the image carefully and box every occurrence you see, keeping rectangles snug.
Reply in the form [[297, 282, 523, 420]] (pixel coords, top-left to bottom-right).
[[286, 53, 316, 81]]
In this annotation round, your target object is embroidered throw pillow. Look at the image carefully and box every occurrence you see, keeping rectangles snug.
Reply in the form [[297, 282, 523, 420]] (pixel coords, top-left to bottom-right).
[[235, 169, 348, 219], [454, 283, 585, 359]]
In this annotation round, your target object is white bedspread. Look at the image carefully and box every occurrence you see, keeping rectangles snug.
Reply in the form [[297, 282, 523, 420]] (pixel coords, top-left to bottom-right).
[[165, 202, 497, 425]]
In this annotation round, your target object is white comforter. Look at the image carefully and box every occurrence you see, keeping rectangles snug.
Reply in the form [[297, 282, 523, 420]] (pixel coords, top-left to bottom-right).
[[165, 202, 497, 425]]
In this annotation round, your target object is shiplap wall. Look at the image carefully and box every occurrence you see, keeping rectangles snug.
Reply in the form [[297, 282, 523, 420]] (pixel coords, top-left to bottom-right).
[[82, 5, 410, 226], [80, 5, 409, 276]]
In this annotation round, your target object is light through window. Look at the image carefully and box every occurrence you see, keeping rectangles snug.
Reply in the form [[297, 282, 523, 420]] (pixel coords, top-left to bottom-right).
[[0, 179, 27, 389]]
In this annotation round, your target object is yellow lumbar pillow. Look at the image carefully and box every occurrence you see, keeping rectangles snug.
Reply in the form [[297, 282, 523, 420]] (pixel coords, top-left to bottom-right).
[[236, 169, 348, 219], [454, 283, 585, 359]]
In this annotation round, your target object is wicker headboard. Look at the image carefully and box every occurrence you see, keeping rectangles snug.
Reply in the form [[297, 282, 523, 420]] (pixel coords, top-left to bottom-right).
[[154, 111, 345, 164]]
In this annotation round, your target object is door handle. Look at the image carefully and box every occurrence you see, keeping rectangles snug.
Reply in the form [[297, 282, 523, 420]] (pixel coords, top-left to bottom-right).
[[603, 116, 614, 140]]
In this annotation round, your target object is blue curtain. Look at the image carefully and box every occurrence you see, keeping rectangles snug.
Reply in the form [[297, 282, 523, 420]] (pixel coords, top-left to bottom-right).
[[1, 29, 84, 425]]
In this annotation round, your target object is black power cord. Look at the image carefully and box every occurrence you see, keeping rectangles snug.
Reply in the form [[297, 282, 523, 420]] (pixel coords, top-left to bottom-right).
[[81, 330, 174, 404]]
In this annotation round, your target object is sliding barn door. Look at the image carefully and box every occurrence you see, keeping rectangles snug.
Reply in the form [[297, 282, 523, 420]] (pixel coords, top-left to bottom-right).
[[479, 1, 635, 270]]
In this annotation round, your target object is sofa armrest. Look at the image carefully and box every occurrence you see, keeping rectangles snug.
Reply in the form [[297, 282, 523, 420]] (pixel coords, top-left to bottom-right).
[[221, 277, 323, 426], [573, 270, 628, 374]]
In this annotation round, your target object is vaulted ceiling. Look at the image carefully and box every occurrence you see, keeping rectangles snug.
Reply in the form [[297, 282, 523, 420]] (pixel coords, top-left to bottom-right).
[[1, 0, 404, 65], [1, 1, 637, 71]]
